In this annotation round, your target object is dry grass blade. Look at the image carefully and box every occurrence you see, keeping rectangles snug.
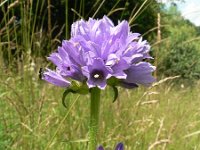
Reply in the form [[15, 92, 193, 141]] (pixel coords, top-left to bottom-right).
[[107, 8, 125, 17], [20, 122, 33, 133], [0, 16, 16, 35], [92, 0, 106, 18], [147, 92, 160, 95], [156, 118, 164, 141], [47, 0, 52, 38], [162, 122, 177, 150], [8, 0, 19, 10], [184, 130, 200, 138], [148, 139, 170, 150], [71, 8, 83, 19], [141, 100, 158, 105], [85, 0, 101, 18], [151, 38, 169, 47], [0, 0, 8, 7], [181, 36, 200, 45], [151, 76, 180, 88], [128, 4, 138, 21], [107, 0, 121, 16], [142, 25, 169, 37], [129, 0, 149, 25]]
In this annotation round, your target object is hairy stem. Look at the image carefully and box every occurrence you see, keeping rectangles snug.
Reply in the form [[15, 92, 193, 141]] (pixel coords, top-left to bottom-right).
[[89, 87, 101, 150]]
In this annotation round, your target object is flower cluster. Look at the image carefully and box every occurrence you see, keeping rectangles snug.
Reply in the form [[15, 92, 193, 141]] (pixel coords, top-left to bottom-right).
[[42, 16, 155, 90]]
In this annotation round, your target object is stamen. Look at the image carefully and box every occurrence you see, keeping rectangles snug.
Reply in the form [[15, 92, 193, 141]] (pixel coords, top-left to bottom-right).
[[94, 74, 100, 78]]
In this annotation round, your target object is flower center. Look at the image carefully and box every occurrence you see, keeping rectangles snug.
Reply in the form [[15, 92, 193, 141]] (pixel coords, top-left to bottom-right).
[[91, 70, 104, 80]]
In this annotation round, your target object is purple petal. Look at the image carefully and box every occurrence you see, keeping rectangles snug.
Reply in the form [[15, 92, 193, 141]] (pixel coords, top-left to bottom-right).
[[130, 54, 144, 64], [82, 66, 90, 79], [62, 40, 85, 66], [115, 142, 124, 150], [110, 58, 129, 79], [125, 62, 156, 86], [57, 46, 69, 61], [96, 145, 104, 150], [42, 69, 71, 87], [87, 79, 96, 89], [96, 80, 107, 90], [111, 21, 129, 43], [47, 52, 62, 67], [112, 72, 127, 79], [122, 55, 143, 65], [136, 38, 151, 56], [102, 15, 114, 27], [126, 32, 140, 43], [123, 38, 151, 61], [106, 54, 119, 66], [71, 19, 89, 39]]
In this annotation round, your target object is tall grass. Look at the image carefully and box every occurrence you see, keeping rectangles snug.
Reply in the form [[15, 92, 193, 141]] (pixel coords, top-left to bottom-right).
[[1, 69, 200, 149], [1, 0, 200, 150]]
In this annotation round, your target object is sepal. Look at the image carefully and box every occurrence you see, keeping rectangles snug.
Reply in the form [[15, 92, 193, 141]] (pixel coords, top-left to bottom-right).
[[62, 81, 89, 108]]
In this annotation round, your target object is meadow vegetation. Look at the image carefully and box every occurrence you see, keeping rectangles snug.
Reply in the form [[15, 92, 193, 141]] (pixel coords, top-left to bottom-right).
[[1, 0, 200, 149]]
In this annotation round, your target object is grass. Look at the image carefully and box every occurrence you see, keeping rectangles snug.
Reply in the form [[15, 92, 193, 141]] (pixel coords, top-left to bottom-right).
[[1, 67, 200, 149]]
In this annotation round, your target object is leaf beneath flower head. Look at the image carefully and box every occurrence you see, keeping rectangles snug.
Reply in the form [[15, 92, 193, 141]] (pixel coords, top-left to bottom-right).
[[62, 82, 89, 108], [62, 89, 76, 108], [112, 86, 118, 103]]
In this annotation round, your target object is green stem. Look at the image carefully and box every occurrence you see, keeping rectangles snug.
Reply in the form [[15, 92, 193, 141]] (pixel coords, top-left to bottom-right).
[[89, 87, 101, 150]]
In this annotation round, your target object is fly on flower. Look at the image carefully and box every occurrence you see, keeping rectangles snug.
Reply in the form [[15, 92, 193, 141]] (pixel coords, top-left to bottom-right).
[[39, 68, 43, 79], [42, 16, 155, 95]]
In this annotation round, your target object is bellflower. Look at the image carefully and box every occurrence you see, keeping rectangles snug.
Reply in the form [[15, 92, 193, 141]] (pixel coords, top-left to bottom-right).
[[42, 16, 155, 90], [42, 16, 155, 150]]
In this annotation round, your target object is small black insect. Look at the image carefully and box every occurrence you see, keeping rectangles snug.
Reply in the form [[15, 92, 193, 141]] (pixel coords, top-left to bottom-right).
[[39, 68, 44, 79]]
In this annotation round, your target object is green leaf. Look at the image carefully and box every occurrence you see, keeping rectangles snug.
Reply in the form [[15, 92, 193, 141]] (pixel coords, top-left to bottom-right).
[[112, 86, 118, 103], [62, 89, 76, 108], [62, 83, 89, 108]]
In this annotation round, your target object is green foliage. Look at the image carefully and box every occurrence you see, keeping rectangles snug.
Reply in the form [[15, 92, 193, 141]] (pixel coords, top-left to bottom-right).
[[0, 123, 12, 149], [157, 3, 200, 81], [160, 43, 200, 80]]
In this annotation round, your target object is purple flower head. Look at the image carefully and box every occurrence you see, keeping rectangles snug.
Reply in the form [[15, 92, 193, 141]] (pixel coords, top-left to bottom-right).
[[42, 16, 155, 90]]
